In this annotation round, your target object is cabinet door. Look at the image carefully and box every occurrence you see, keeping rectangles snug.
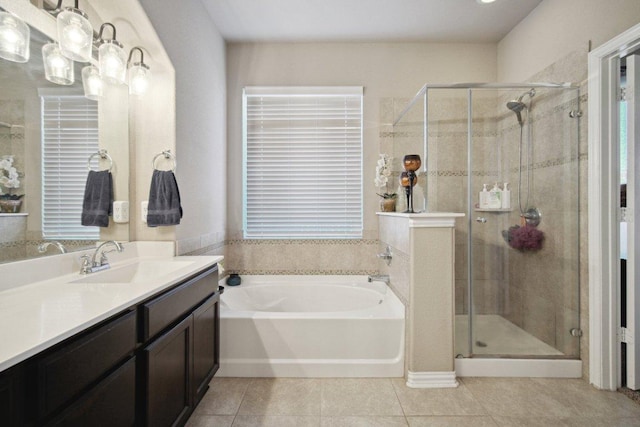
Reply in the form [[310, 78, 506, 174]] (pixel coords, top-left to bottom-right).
[[192, 292, 220, 403], [47, 357, 136, 427], [143, 315, 192, 427], [0, 366, 23, 427]]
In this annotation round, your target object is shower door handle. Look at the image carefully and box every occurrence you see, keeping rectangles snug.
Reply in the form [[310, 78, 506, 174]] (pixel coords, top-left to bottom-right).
[[476, 217, 487, 223]]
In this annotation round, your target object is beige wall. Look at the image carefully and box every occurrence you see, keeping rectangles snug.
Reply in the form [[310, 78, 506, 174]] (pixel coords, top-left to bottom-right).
[[498, 0, 640, 82], [139, 0, 227, 255], [225, 42, 496, 273]]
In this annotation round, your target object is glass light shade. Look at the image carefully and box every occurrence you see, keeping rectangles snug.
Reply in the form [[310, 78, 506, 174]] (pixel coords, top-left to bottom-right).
[[128, 63, 151, 96], [42, 43, 74, 85], [0, 12, 30, 63], [99, 41, 126, 84], [82, 65, 103, 100], [57, 8, 93, 62]]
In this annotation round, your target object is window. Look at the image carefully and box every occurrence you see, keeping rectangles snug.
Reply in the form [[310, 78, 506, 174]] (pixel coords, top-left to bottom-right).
[[243, 86, 363, 239], [41, 91, 99, 240]]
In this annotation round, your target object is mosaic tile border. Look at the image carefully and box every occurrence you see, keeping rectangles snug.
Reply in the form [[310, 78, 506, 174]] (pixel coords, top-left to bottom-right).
[[0, 133, 24, 140], [416, 153, 583, 178], [0, 240, 26, 250]]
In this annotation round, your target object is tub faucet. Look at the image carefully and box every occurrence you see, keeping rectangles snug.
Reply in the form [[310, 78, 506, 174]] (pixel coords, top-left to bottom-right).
[[368, 274, 390, 285], [80, 241, 124, 274], [37, 241, 67, 254]]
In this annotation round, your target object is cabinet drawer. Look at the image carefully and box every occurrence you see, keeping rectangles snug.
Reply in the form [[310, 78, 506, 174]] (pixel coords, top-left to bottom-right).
[[141, 266, 217, 341], [37, 310, 137, 419], [47, 356, 136, 427]]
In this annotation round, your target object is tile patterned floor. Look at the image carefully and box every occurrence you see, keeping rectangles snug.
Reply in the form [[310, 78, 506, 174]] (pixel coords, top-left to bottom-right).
[[186, 377, 640, 427]]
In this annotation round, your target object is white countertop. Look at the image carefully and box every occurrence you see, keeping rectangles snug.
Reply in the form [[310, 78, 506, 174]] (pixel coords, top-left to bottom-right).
[[0, 252, 223, 372]]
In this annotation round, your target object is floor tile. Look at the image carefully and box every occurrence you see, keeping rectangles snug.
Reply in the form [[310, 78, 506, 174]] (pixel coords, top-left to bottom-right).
[[196, 378, 252, 415], [237, 378, 322, 416], [406, 416, 497, 426], [460, 378, 573, 417], [321, 378, 404, 416], [563, 417, 640, 427], [391, 378, 486, 416], [232, 415, 320, 426], [531, 378, 640, 418], [186, 415, 235, 427], [492, 416, 571, 426], [322, 416, 409, 426]]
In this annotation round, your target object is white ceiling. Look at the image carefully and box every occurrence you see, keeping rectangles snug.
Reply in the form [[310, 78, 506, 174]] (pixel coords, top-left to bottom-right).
[[200, 0, 543, 43]]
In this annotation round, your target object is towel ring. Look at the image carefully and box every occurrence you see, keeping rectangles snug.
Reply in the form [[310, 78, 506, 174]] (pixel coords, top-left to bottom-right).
[[87, 149, 113, 172], [152, 150, 177, 172]]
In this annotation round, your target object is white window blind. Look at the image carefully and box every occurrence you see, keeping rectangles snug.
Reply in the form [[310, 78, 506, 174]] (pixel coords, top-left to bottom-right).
[[243, 86, 363, 239], [41, 93, 99, 240]]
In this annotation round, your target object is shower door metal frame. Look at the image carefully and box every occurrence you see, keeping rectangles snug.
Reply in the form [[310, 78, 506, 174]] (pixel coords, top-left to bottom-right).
[[396, 82, 580, 359]]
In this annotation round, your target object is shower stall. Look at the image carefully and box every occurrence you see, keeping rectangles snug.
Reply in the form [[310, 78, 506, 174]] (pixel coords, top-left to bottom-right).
[[391, 83, 582, 376]]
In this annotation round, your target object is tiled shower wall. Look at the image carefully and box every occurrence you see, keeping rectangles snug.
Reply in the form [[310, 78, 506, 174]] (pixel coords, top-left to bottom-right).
[[383, 50, 587, 359]]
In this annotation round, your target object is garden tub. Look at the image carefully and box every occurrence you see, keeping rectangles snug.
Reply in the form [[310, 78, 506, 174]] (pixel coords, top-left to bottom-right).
[[218, 275, 405, 377]]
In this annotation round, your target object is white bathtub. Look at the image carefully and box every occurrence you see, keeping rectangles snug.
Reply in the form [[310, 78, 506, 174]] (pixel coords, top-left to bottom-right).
[[218, 275, 405, 377]]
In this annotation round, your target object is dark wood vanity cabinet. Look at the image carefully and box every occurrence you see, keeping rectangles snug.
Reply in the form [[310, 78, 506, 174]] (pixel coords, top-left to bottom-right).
[[140, 267, 222, 427], [143, 316, 193, 427], [0, 263, 221, 427], [0, 365, 24, 426], [192, 293, 220, 402]]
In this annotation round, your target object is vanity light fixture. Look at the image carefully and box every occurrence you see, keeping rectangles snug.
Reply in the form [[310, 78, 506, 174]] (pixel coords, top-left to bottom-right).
[[56, 0, 93, 62], [0, 12, 30, 63], [82, 65, 102, 100], [127, 47, 151, 96], [42, 42, 74, 85], [476, 0, 497, 3], [97, 23, 126, 84]]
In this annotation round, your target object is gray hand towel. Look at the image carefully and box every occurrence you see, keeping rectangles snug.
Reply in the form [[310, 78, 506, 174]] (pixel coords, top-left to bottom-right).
[[147, 170, 183, 227], [81, 170, 113, 227]]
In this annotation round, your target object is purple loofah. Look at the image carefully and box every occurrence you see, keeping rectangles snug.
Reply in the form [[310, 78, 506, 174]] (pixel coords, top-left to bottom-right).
[[508, 225, 544, 251]]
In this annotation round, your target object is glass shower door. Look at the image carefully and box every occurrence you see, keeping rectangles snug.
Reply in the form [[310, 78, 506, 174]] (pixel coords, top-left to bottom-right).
[[468, 86, 581, 359]]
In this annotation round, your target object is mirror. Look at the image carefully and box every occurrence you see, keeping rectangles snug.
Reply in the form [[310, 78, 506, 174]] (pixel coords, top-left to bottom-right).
[[0, 6, 129, 264]]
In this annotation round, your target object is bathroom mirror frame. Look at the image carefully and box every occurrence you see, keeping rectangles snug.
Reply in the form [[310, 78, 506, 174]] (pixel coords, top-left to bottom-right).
[[0, 1, 130, 264]]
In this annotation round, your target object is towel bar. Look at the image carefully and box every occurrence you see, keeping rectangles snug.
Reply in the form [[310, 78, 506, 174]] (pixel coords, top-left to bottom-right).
[[152, 150, 177, 172], [87, 149, 113, 172]]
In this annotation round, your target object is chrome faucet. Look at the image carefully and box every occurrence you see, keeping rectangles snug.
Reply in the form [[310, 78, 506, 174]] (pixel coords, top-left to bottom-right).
[[367, 274, 390, 285], [37, 241, 67, 254], [377, 245, 393, 266], [80, 241, 124, 274]]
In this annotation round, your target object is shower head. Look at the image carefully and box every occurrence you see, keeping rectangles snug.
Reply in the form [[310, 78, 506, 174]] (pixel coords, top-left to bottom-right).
[[506, 89, 536, 126], [507, 100, 526, 126]]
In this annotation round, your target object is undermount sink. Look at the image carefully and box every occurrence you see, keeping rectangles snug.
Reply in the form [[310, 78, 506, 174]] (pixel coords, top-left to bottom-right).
[[72, 260, 196, 284]]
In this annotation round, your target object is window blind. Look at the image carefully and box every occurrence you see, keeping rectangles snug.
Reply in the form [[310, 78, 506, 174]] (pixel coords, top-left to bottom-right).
[[243, 86, 363, 239], [41, 93, 99, 240]]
